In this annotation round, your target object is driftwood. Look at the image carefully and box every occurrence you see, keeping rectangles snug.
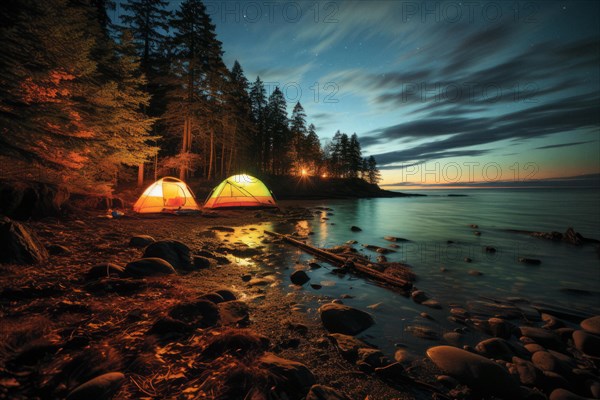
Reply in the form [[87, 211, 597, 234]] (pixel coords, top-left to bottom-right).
[[264, 230, 413, 291]]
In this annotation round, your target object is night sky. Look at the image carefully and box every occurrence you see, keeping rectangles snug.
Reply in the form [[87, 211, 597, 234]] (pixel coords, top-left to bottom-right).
[[118, 1, 600, 187]]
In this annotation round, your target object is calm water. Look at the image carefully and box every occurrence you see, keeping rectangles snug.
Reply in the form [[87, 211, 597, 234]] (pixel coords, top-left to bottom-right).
[[224, 188, 600, 356]]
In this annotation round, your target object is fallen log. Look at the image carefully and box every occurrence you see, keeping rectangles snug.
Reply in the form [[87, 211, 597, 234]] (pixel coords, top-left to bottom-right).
[[264, 230, 413, 291]]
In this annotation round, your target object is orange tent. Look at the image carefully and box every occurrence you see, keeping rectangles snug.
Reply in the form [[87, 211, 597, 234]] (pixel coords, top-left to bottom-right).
[[133, 177, 200, 213]]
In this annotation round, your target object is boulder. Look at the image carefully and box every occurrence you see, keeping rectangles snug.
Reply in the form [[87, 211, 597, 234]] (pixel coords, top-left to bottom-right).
[[124, 258, 176, 277], [66, 372, 125, 400], [357, 348, 387, 368], [573, 330, 600, 357], [549, 388, 591, 400], [202, 329, 269, 360], [193, 256, 214, 269], [475, 337, 517, 361], [411, 290, 428, 303], [291, 270, 310, 285], [168, 299, 219, 328], [85, 263, 125, 280], [0, 217, 48, 264], [426, 345, 521, 398], [328, 333, 372, 361], [306, 384, 350, 400], [46, 244, 71, 255], [259, 353, 315, 398], [128, 235, 155, 248], [148, 316, 191, 336], [581, 316, 600, 335], [511, 356, 543, 386], [218, 300, 250, 326], [142, 240, 192, 270], [531, 351, 572, 376], [520, 326, 565, 351], [319, 303, 374, 335], [488, 317, 517, 339], [208, 290, 233, 302], [0, 181, 69, 220]]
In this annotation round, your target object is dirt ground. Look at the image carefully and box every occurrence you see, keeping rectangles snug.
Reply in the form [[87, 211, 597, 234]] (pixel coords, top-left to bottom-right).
[[0, 205, 441, 400]]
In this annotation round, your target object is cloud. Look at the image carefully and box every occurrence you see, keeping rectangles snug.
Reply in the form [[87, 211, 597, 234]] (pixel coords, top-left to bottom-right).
[[381, 173, 600, 188], [535, 140, 597, 150], [370, 92, 600, 166]]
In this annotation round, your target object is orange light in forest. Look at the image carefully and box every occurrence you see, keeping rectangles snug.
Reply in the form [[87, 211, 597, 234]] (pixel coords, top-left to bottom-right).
[[321, 173, 327, 178], [301, 168, 308, 176]]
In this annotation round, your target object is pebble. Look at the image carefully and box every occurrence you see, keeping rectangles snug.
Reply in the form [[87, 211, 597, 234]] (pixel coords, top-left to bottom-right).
[[426, 345, 521, 398]]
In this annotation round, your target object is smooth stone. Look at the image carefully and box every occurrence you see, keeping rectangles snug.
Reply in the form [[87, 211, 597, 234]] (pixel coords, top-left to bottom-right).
[[85, 263, 125, 280], [350, 226, 362, 232], [443, 332, 468, 347], [142, 240, 192, 270], [411, 290, 428, 303], [328, 333, 372, 361], [248, 277, 274, 286], [218, 300, 250, 325], [426, 345, 521, 398], [581, 316, 600, 335], [519, 326, 565, 351], [124, 258, 176, 277], [512, 356, 543, 386], [489, 317, 516, 339], [468, 269, 482, 276], [374, 362, 407, 381], [319, 303, 374, 335], [215, 289, 236, 301], [168, 299, 219, 328], [306, 384, 351, 400], [291, 270, 310, 285], [66, 372, 125, 400], [394, 348, 418, 365], [543, 371, 571, 393], [573, 330, 600, 357], [475, 337, 517, 361], [0, 217, 49, 264], [422, 299, 442, 309], [357, 348, 387, 368], [406, 325, 439, 340], [532, 351, 572, 376], [259, 353, 315, 397], [525, 343, 546, 354], [128, 235, 155, 247], [193, 256, 214, 269], [549, 388, 592, 400], [147, 316, 191, 336]]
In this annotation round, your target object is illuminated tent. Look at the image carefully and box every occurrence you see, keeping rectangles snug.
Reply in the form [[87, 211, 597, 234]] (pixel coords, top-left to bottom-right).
[[133, 177, 200, 213], [204, 174, 277, 209]]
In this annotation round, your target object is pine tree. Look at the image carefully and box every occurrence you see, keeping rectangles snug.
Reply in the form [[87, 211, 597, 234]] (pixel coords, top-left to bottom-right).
[[348, 133, 363, 178], [249, 76, 267, 171], [0, 0, 100, 186], [367, 156, 382, 184], [164, 0, 228, 179], [266, 87, 290, 175], [289, 102, 307, 174], [305, 123, 322, 174], [225, 60, 253, 176], [119, 0, 171, 75]]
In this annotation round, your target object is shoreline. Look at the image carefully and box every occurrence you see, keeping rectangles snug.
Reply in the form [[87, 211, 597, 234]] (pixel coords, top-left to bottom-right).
[[1, 205, 599, 399]]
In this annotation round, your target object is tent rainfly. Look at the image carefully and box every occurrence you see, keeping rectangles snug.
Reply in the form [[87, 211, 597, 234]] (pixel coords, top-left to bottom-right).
[[133, 177, 201, 213], [204, 174, 277, 209]]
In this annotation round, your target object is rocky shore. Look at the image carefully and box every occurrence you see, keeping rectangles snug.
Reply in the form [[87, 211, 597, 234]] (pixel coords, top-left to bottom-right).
[[1, 203, 599, 399]]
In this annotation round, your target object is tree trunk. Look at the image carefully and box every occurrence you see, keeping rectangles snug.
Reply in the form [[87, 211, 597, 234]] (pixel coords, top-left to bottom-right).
[[137, 163, 144, 187], [207, 128, 214, 180]]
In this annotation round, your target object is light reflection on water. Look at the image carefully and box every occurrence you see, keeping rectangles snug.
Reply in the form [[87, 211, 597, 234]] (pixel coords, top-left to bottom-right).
[[206, 189, 600, 357]]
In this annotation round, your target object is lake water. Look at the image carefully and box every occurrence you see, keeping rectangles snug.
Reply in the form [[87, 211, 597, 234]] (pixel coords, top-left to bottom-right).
[[225, 188, 600, 357]]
